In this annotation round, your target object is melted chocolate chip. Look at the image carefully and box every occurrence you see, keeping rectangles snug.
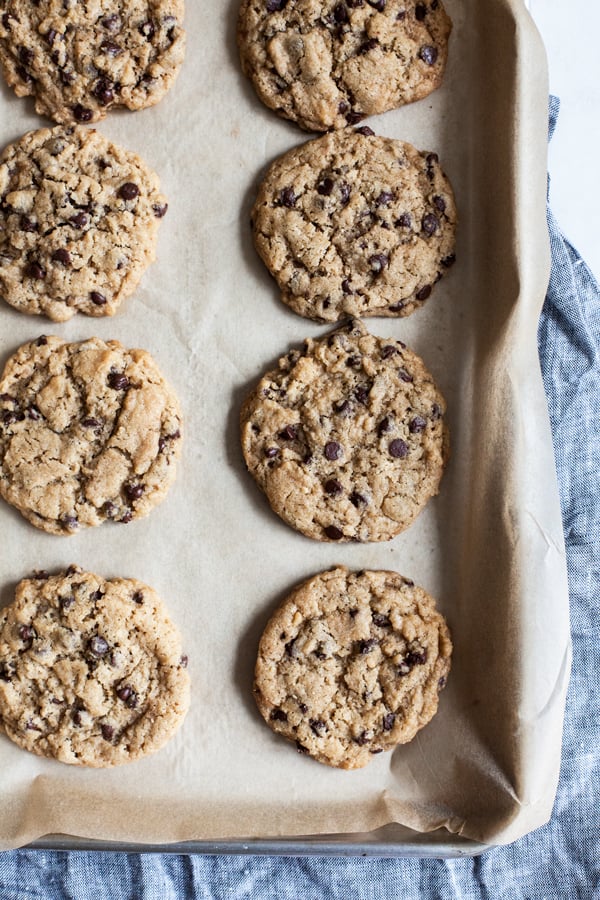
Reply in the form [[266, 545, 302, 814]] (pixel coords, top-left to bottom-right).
[[375, 190, 394, 206], [367, 0, 386, 9], [280, 187, 296, 207], [324, 479, 343, 496], [87, 636, 109, 658], [52, 248, 71, 266], [389, 439, 408, 458], [100, 39, 122, 55], [118, 182, 139, 201], [107, 371, 129, 390], [270, 708, 288, 722], [324, 525, 344, 540], [278, 424, 298, 440], [93, 77, 115, 106], [24, 261, 45, 280], [398, 367, 413, 383], [359, 638, 378, 654], [116, 685, 137, 707], [433, 195, 446, 212], [70, 212, 88, 228], [354, 385, 369, 405], [409, 415, 427, 433], [355, 730, 371, 745], [358, 37, 378, 54], [350, 491, 367, 507], [369, 253, 388, 274], [317, 177, 334, 196], [419, 45, 438, 66], [324, 441, 343, 461], [124, 483, 144, 503], [341, 278, 353, 294], [73, 104, 93, 122], [20, 215, 38, 233], [382, 713, 396, 731], [101, 724, 114, 741], [90, 291, 107, 306], [395, 212, 412, 228], [345, 110, 365, 126], [422, 213, 439, 236], [416, 284, 432, 301], [356, 125, 375, 137]]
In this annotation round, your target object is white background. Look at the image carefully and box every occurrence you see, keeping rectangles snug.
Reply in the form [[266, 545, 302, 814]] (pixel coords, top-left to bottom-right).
[[530, 0, 600, 280]]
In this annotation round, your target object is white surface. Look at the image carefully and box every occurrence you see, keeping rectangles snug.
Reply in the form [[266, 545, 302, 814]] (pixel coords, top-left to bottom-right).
[[530, 0, 600, 280]]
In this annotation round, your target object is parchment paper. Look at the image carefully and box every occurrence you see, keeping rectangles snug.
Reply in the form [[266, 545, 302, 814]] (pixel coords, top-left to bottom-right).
[[0, 0, 571, 850]]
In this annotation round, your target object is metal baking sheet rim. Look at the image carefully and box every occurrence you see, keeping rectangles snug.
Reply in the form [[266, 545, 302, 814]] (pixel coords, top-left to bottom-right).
[[23, 0, 549, 860]]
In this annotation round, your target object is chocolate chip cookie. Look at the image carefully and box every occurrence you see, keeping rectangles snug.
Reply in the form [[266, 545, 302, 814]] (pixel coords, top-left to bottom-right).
[[238, 0, 451, 132], [254, 566, 451, 769], [240, 319, 448, 542], [0, 125, 167, 322], [0, 566, 190, 767], [0, 1, 185, 125], [0, 336, 182, 535], [251, 130, 456, 322]]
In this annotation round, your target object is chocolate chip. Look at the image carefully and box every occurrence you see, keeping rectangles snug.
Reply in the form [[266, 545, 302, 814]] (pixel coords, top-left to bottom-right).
[[100, 39, 122, 55], [345, 355, 361, 369], [93, 77, 115, 106], [382, 713, 396, 731], [339, 183, 351, 205], [139, 20, 156, 39], [358, 37, 378, 54], [338, 100, 349, 114], [441, 253, 456, 268], [355, 730, 371, 745], [18, 46, 34, 66], [270, 708, 288, 722], [354, 385, 369, 405], [102, 14, 121, 31], [431, 403, 442, 420], [341, 278, 353, 294], [419, 45, 438, 66], [101, 724, 114, 742], [416, 284, 432, 301], [264, 447, 279, 459], [2, 410, 17, 426], [345, 110, 365, 126], [52, 248, 71, 266], [27, 405, 42, 421], [59, 69, 74, 86], [350, 491, 367, 507], [372, 613, 390, 627], [59, 595, 74, 611], [396, 9, 407, 18], [389, 439, 408, 458], [119, 511, 133, 524], [16, 65, 32, 84], [406, 646, 428, 666], [73, 104, 93, 122], [309, 719, 326, 736], [107, 372, 129, 390], [426, 152, 439, 175], [25, 261, 45, 280], [422, 213, 439, 236], [369, 253, 388, 274], [381, 346, 398, 360], [152, 203, 168, 218], [279, 187, 296, 207], [324, 441, 343, 461], [333, 3, 349, 23], [398, 367, 413, 383], [299, 702, 309, 714], [118, 182, 139, 201], [295, 741, 309, 754], [324, 479, 343, 496], [415, 2, 427, 20], [61, 515, 78, 530], [317, 177, 334, 196], [124, 483, 144, 503], [0, 663, 15, 682], [395, 213, 412, 228], [333, 400, 351, 417], [367, 0, 386, 9], [377, 416, 391, 436], [278, 425, 298, 440], [359, 638, 378, 654], [132, 591, 144, 605], [70, 212, 88, 228], [433, 195, 446, 213], [90, 291, 107, 306], [438, 675, 447, 689], [116, 685, 137, 707], [376, 191, 394, 206], [324, 525, 344, 540], [87, 636, 109, 657], [1, 13, 12, 28], [102, 501, 117, 518], [409, 416, 427, 433], [20, 216, 38, 233], [18, 625, 36, 646]]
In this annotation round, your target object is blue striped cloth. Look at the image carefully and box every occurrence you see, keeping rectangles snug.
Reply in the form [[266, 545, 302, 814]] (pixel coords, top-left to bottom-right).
[[0, 97, 598, 899]]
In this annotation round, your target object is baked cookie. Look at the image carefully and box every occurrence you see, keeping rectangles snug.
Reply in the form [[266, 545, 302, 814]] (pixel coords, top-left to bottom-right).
[[252, 130, 456, 322], [0, 0, 185, 125], [0, 566, 190, 767], [238, 0, 451, 132], [240, 319, 448, 542], [254, 566, 451, 769], [0, 336, 182, 535], [0, 125, 167, 322]]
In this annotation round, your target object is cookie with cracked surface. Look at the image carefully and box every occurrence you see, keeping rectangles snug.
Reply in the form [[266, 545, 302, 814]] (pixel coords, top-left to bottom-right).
[[240, 318, 448, 542], [0, 335, 182, 535], [0, 565, 190, 767], [0, 0, 185, 125], [252, 130, 456, 322], [0, 125, 168, 322], [238, 0, 451, 132], [254, 566, 451, 769]]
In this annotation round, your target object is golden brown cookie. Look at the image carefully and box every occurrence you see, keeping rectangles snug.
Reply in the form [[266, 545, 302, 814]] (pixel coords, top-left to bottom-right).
[[240, 319, 448, 542], [0, 566, 190, 767], [251, 129, 456, 322], [238, 0, 451, 132], [0, 125, 167, 322], [254, 566, 452, 769], [0, 1, 185, 125], [0, 336, 182, 535]]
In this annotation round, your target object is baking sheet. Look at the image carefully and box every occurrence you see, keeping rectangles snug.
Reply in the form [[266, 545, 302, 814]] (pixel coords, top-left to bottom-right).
[[0, 0, 570, 851]]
